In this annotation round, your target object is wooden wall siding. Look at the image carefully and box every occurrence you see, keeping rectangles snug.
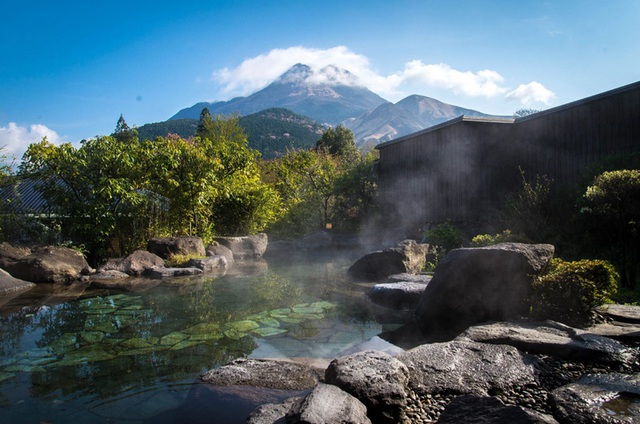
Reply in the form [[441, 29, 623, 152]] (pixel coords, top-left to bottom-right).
[[377, 81, 640, 230]]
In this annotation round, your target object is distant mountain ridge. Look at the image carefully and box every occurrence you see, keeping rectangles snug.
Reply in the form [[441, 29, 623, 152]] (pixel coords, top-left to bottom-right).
[[168, 63, 501, 146], [345, 94, 497, 144]]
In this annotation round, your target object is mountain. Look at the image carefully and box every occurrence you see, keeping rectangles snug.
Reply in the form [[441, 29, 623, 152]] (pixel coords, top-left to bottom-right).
[[170, 64, 388, 124], [343, 95, 498, 145], [137, 108, 326, 159], [239, 108, 326, 159], [165, 64, 504, 147]]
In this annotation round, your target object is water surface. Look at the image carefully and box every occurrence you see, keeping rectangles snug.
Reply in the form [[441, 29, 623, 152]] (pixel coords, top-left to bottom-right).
[[0, 256, 398, 423]]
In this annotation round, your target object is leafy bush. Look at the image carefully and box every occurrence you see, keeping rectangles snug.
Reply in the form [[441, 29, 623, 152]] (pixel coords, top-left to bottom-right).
[[423, 221, 465, 253], [469, 229, 529, 247], [530, 258, 619, 326], [422, 221, 465, 271]]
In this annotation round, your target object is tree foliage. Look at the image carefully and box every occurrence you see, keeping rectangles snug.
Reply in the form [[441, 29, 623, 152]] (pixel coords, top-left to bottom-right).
[[19, 115, 280, 263], [315, 125, 357, 158], [582, 169, 640, 288], [530, 258, 619, 326]]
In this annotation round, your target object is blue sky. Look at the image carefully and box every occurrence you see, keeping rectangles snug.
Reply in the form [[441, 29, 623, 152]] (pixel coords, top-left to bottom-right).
[[1, 0, 638, 161]]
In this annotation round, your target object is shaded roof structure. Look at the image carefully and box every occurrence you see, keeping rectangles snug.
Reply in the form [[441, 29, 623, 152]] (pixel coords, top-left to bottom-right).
[[0, 178, 57, 216]]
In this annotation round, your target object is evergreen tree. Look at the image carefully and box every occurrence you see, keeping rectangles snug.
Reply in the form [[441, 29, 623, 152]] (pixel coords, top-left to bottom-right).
[[196, 107, 216, 140]]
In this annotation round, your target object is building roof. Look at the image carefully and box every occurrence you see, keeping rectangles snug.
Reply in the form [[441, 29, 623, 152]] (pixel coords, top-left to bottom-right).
[[376, 115, 515, 149], [0, 178, 56, 215]]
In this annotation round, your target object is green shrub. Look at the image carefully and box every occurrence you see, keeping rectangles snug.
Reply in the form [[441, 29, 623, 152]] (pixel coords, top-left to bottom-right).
[[422, 221, 465, 271], [469, 229, 529, 247], [530, 258, 619, 326]]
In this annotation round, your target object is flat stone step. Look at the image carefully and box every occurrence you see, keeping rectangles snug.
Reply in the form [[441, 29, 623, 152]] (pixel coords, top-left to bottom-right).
[[597, 304, 640, 324]]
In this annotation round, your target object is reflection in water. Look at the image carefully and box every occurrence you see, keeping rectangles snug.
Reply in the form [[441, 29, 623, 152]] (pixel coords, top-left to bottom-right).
[[0, 257, 390, 423]]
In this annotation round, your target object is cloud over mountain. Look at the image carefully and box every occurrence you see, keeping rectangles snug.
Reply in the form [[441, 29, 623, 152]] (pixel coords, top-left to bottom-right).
[[212, 46, 556, 108]]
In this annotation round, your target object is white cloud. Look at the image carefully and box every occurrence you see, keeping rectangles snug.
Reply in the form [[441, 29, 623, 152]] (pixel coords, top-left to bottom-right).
[[213, 46, 398, 99], [212, 46, 555, 107], [391, 60, 508, 97], [0, 122, 63, 164], [506, 81, 556, 105]]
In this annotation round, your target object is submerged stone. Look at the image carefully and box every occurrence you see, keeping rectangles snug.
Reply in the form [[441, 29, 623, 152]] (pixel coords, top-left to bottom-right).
[[259, 317, 281, 328], [80, 331, 105, 344], [253, 327, 288, 337], [183, 323, 221, 335], [160, 332, 189, 346], [120, 337, 158, 349]]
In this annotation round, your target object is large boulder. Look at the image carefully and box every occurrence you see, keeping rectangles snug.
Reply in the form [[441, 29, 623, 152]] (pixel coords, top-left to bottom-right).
[[438, 395, 559, 424], [201, 358, 321, 390], [187, 256, 228, 273], [459, 320, 638, 367], [183, 358, 321, 423], [348, 239, 429, 281], [367, 281, 428, 310], [550, 373, 640, 424], [325, 350, 409, 423], [396, 340, 540, 397], [146, 236, 206, 259], [0, 245, 92, 283], [205, 242, 234, 264], [0, 268, 35, 297], [98, 250, 165, 277], [144, 267, 203, 279], [415, 243, 554, 335], [285, 383, 372, 424], [212, 233, 268, 260]]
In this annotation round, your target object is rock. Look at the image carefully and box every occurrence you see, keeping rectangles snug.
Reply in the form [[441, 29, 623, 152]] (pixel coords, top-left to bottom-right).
[[550, 373, 640, 424], [212, 233, 268, 259], [144, 267, 203, 279], [396, 340, 540, 397], [89, 276, 162, 292], [98, 250, 165, 277], [187, 256, 228, 273], [146, 236, 206, 259], [201, 358, 321, 390], [246, 397, 300, 424], [460, 320, 638, 367], [348, 239, 429, 281], [205, 242, 234, 264], [438, 395, 559, 423], [0, 242, 31, 264], [597, 304, 640, 324], [586, 322, 640, 344], [0, 245, 92, 283], [415, 243, 555, 335], [90, 270, 130, 280], [367, 281, 428, 310], [325, 350, 409, 423], [0, 267, 35, 296], [385, 273, 433, 284], [286, 383, 372, 424]]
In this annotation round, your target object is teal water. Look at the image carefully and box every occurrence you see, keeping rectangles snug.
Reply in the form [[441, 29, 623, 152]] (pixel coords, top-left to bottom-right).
[[0, 257, 394, 423]]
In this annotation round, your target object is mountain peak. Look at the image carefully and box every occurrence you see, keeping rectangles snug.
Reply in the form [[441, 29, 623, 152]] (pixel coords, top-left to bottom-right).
[[276, 63, 361, 87]]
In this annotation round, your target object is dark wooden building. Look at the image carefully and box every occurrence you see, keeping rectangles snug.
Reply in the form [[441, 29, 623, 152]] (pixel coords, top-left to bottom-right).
[[375, 81, 640, 232]]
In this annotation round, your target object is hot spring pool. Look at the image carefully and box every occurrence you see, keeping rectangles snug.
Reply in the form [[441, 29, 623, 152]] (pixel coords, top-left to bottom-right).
[[0, 256, 401, 423]]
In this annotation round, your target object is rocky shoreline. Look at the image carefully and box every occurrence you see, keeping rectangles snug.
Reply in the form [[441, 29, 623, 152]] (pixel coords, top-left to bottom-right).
[[2, 236, 640, 422]]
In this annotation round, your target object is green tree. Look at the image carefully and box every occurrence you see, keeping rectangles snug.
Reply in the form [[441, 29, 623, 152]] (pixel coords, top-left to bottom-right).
[[504, 168, 553, 242], [196, 107, 216, 141], [20, 135, 150, 262], [112, 115, 138, 143], [513, 108, 541, 118], [315, 125, 357, 159], [582, 169, 640, 288]]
